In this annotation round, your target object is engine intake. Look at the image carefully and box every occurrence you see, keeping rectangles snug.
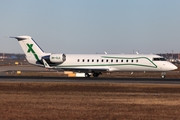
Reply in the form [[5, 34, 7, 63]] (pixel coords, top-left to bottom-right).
[[42, 54, 66, 64], [50, 54, 66, 63]]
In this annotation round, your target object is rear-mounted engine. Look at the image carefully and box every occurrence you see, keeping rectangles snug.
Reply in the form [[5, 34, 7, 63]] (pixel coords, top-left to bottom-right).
[[42, 54, 66, 64]]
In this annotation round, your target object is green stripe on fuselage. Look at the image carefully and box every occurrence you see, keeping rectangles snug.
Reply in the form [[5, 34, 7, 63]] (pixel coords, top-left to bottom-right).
[[101, 56, 157, 68]]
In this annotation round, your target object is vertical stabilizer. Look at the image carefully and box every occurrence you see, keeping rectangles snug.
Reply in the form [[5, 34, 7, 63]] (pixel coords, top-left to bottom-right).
[[11, 36, 49, 66]]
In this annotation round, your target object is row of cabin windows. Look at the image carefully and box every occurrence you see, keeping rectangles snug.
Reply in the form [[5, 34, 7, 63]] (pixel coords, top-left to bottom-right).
[[77, 59, 139, 63]]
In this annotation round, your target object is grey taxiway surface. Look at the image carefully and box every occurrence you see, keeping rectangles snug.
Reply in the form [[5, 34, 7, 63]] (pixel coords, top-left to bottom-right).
[[0, 76, 180, 84], [0, 65, 47, 72], [0, 65, 180, 84]]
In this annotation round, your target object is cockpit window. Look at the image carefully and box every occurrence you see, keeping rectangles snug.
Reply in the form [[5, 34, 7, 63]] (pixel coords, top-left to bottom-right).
[[153, 58, 166, 61]]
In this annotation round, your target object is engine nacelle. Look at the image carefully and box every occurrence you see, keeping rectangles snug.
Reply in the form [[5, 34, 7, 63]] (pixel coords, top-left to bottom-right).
[[49, 54, 66, 63]]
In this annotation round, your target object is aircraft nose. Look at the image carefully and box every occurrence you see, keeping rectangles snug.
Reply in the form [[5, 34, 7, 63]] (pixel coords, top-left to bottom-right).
[[172, 64, 178, 70], [164, 63, 178, 71]]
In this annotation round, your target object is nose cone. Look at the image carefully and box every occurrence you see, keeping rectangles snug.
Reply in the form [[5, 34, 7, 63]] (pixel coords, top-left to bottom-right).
[[171, 64, 178, 70], [163, 62, 178, 71]]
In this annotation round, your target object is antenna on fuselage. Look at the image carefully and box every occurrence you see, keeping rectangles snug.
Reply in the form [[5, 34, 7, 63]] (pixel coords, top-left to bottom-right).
[[136, 52, 139, 54]]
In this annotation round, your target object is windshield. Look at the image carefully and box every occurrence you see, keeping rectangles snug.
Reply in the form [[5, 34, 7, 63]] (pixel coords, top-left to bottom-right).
[[153, 58, 166, 61]]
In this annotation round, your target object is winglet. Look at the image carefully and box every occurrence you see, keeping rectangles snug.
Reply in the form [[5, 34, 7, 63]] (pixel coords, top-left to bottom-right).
[[10, 36, 31, 41]]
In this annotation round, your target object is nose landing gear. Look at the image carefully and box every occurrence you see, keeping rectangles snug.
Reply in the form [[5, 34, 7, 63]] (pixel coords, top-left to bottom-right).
[[161, 72, 166, 79]]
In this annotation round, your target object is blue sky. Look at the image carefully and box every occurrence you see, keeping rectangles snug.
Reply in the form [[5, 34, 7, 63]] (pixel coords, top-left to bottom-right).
[[1, 0, 180, 54]]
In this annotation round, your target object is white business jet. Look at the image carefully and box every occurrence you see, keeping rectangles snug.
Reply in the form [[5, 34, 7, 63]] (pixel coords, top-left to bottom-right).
[[11, 36, 177, 78]]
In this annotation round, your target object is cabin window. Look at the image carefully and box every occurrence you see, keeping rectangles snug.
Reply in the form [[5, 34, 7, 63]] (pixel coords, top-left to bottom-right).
[[116, 59, 118, 62], [111, 59, 113, 62], [87, 59, 89, 62], [97, 59, 99, 62], [92, 59, 94, 62], [121, 60, 123, 62], [126, 60, 128, 62], [82, 59, 85, 62], [131, 60, 133, 62], [102, 59, 104, 62], [106, 59, 108, 62], [136, 60, 138, 62], [77, 59, 80, 62]]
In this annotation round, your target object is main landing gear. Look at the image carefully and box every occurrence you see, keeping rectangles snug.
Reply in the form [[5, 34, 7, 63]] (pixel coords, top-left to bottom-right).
[[85, 73, 91, 78], [85, 72, 102, 78]]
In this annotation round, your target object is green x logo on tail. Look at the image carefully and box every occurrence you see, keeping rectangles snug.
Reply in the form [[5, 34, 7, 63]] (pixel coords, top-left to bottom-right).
[[26, 44, 40, 61], [27, 44, 34, 53]]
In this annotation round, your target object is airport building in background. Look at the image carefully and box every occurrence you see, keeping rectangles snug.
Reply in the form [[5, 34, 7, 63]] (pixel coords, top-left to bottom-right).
[[158, 53, 180, 63], [0, 53, 28, 65]]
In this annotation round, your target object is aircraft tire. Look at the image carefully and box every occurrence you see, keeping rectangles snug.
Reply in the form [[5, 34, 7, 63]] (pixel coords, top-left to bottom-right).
[[85, 73, 90, 78]]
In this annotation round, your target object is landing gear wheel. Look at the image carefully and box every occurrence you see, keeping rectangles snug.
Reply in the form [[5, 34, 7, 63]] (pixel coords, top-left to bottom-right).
[[161, 72, 166, 79], [85, 73, 90, 78], [93, 73, 99, 77], [92, 72, 102, 77]]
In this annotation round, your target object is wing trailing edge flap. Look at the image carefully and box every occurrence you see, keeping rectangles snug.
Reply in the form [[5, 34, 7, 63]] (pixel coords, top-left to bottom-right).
[[61, 68, 109, 72], [42, 59, 52, 68]]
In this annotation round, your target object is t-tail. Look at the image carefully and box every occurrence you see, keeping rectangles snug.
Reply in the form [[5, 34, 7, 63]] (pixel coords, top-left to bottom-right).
[[11, 36, 50, 66]]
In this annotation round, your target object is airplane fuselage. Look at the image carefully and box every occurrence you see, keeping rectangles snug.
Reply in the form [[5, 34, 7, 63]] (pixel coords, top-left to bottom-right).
[[11, 35, 178, 77], [46, 54, 177, 72]]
